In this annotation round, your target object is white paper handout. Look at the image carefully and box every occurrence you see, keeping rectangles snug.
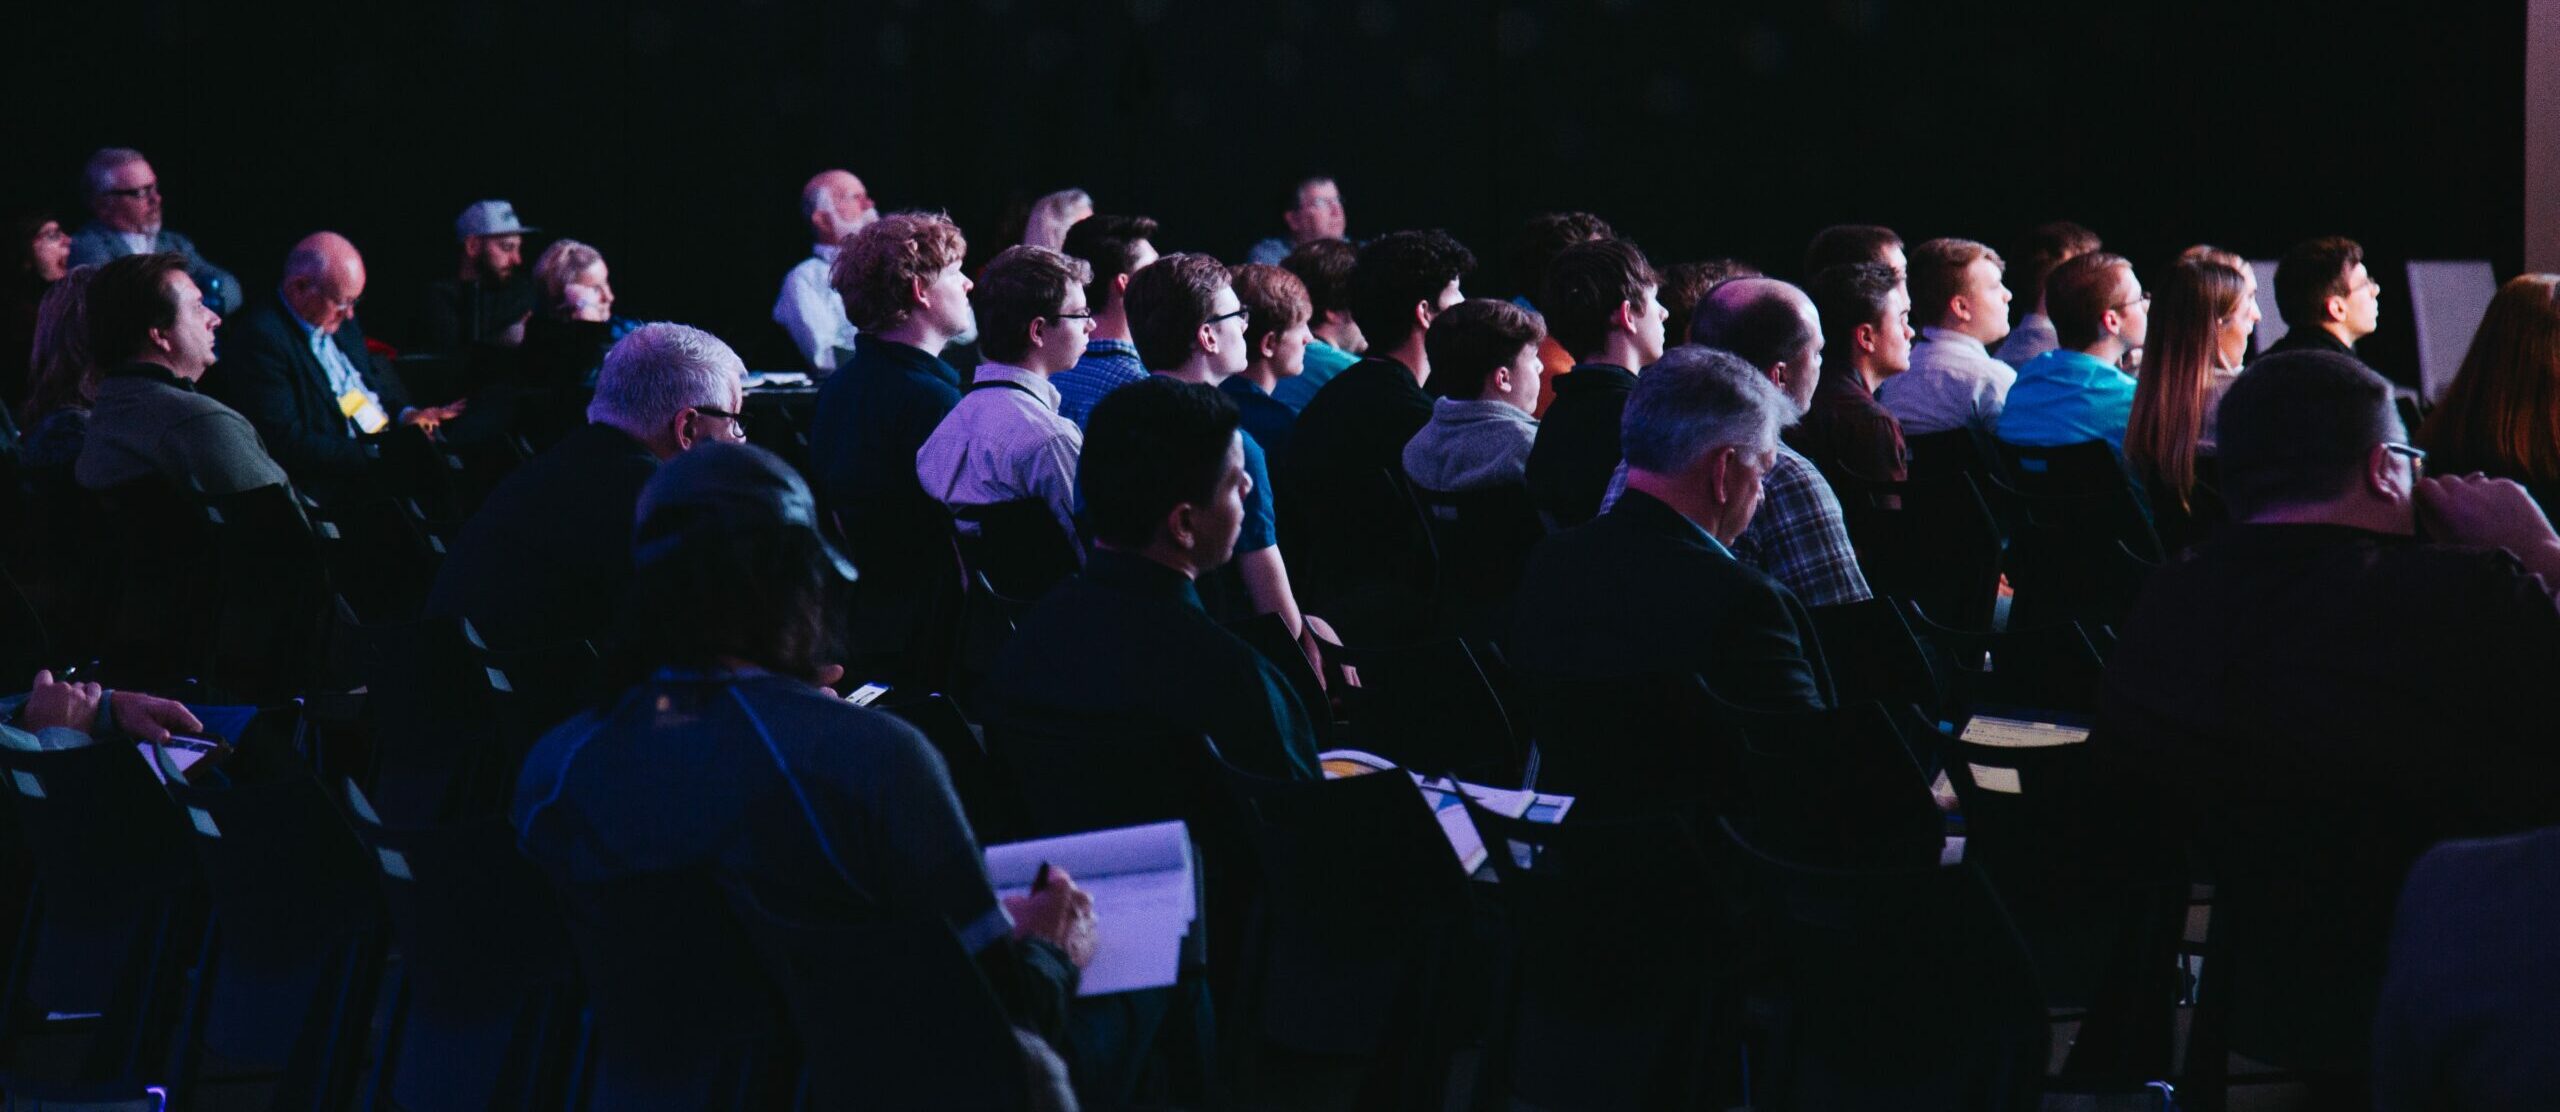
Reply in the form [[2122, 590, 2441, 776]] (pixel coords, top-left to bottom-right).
[[1320, 749, 1576, 873], [985, 820, 1198, 997]]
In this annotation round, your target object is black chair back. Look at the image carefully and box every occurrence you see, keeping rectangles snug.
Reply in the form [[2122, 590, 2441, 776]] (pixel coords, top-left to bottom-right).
[[1223, 612, 1332, 746], [308, 496, 444, 625], [981, 721, 1217, 844], [952, 497, 1079, 601], [1521, 671, 1742, 819], [200, 483, 337, 701], [878, 693, 1010, 840], [1336, 638, 1519, 786], [1834, 469, 2007, 631], [358, 617, 515, 825], [1410, 481, 1545, 637], [1899, 604, 2109, 720], [1807, 596, 1946, 723], [1989, 439, 2162, 561], [1903, 425, 2001, 482], [1709, 693, 1945, 870]]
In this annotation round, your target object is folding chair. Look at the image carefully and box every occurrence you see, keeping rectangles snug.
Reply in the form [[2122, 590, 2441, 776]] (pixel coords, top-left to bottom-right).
[[1334, 638, 1520, 786], [1707, 692, 1945, 870], [1519, 670, 1742, 820]]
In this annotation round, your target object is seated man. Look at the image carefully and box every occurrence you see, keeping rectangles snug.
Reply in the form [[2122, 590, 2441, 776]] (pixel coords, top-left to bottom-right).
[[1996, 220, 2102, 369], [425, 323, 747, 651], [1522, 237, 1667, 526], [1691, 277, 1874, 607], [1218, 263, 1312, 474], [412, 200, 538, 352], [1244, 175, 1347, 266], [915, 245, 1093, 566], [1882, 237, 2014, 437], [1512, 343, 1831, 710], [1997, 251, 2144, 450], [978, 376, 1321, 780], [1272, 238, 1363, 411], [66, 148, 242, 314], [1802, 223, 1905, 280], [2265, 235, 2382, 363], [1052, 214, 1161, 429], [2101, 351, 2560, 1077], [75, 252, 286, 495], [204, 233, 462, 505], [1794, 261, 1913, 482], [1403, 298, 1546, 493], [773, 169, 876, 373]]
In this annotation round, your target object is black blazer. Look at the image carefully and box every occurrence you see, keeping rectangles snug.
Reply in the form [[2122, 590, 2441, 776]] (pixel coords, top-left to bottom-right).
[[205, 296, 411, 504]]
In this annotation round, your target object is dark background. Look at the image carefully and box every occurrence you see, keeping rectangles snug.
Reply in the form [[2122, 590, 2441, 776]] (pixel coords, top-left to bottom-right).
[[2, 0, 2525, 382]]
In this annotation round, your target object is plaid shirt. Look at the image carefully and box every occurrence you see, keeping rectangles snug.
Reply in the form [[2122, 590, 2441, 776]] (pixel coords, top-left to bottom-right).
[[1731, 443, 1871, 606], [1053, 338, 1147, 430]]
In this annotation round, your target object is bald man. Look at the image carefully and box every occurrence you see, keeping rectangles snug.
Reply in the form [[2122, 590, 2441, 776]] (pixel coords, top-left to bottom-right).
[[775, 168, 879, 373], [206, 232, 459, 504]]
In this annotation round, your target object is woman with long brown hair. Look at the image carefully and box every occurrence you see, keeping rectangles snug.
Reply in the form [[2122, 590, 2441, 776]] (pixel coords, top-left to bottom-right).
[[2125, 257, 2255, 548], [2419, 274, 2560, 513]]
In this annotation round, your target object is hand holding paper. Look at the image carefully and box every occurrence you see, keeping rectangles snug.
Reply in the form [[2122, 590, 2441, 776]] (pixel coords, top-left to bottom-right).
[[1007, 866, 1099, 968]]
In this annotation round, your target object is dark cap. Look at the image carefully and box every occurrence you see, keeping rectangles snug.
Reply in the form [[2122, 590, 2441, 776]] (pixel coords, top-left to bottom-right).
[[632, 442, 857, 582]]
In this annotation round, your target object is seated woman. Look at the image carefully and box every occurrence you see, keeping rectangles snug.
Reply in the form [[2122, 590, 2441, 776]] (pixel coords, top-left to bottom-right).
[[2125, 257, 2254, 553], [487, 239, 640, 444], [511, 442, 1094, 1100], [4, 213, 72, 422], [2420, 273, 2560, 516], [16, 267, 99, 485]]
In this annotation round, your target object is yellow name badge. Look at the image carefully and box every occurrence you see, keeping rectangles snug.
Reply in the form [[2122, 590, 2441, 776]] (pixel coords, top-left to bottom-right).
[[339, 388, 390, 435]]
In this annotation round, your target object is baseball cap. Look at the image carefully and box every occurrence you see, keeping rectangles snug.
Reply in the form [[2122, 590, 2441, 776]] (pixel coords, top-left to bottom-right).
[[633, 442, 858, 583], [455, 200, 536, 239]]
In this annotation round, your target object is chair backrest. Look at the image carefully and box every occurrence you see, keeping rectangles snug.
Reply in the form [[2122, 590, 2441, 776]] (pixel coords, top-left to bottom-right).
[[1336, 638, 1518, 785], [1902, 425, 1999, 482], [1710, 694, 1944, 870], [359, 616, 516, 825], [1222, 612, 1332, 745], [1833, 469, 2006, 631], [1899, 605, 2109, 720], [309, 496, 444, 625], [558, 869, 792, 1111], [2002, 522, 2161, 634], [1410, 481, 1545, 625], [731, 907, 1027, 1111], [1522, 670, 1742, 819], [1807, 596, 1945, 723], [878, 693, 1010, 838], [2405, 259, 2498, 403], [92, 477, 222, 685], [981, 720, 1216, 843], [2248, 259, 2286, 348], [1987, 440, 2162, 562], [952, 497, 1079, 601], [201, 483, 336, 700]]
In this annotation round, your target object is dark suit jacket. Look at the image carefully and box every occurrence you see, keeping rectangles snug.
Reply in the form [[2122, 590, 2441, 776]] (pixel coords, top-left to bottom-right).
[[423, 422, 659, 651], [1510, 489, 1835, 712], [2372, 825, 2560, 1111], [808, 335, 965, 654], [1524, 362, 1636, 528], [204, 296, 411, 505]]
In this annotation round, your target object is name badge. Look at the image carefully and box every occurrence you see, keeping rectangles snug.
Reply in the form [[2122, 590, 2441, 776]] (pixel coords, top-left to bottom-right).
[[339, 388, 390, 435]]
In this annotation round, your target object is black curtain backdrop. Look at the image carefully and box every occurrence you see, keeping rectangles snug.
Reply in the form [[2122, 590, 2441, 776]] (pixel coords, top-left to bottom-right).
[[2, 0, 2524, 381]]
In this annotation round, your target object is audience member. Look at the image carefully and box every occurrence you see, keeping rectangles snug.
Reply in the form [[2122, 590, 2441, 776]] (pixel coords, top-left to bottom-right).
[[512, 441, 1097, 1086], [414, 200, 539, 352], [808, 212, 976, 667], [1052, 213, 1160, 428], [16, 268, 99, 482], [2267, 235, 2382, 363], [5, 213, 72, 411], [74, 253, 283, 495], [205, 233, 458, 505], [2, 668, 204, 750], [915, 245, 1094, 556], [2418, 273, 2560, 515], [2100, 351, 2560, 1078], [1659, 258, 1760, 351], [1021, 188, 1093, 251], [1404, 298, 1546, 493], [1997, 251, 2144, 450], [518, 238, 639, 393], [1795, 261, 1912, 482], [1244, 175, 1348, 266], [979, 376, 1321, 778], [1690, 278, 1873, 606], [1506, 212, 1616, 416], [1272, 238, 1363, 411], [1511, 344, 1832, 710], [65, 148, 241, 314], [425, 322, 746, 651], [1522, 238, 1666, 527], [1219, 263, 1312, 471], [1996, 220, 2101, 368], [2372, 825, 2560, 1111], [1802, 223, 1905, 279], [2125, 258, 2254, 530], [774, 169, 878, 374], [1882, 237, 2015, 436]]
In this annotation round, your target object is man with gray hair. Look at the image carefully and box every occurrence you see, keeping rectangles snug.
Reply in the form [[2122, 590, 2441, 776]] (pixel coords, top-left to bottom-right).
[[66, 147, 242, 313], [1511, 344, 1834, 715], [774, 169, 877, 373], [424, 322, 748, 650]]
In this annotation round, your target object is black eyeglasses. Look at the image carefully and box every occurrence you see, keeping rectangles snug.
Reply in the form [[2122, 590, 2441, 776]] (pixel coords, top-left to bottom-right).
[[103, 183, 161, 200], [1206, 307, 1251, 327], [2109, 291, 2153, 312], [1046, 310, 1094, 322], [2382, 442, 2426, 475], [691, 405, 749, 440]]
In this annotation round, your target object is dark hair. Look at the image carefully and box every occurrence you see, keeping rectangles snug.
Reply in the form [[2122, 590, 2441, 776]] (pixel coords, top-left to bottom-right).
[[1806, 262, 1902, 352], [617, 525, 840, 690], [1124, 253, 1230, 371], [832, 212, 967, 332], [2125, 260, 2250, 510], [1907, 238, 2004, 329], [2046, 252, 2132, 350], [1689, 279, 1817, 372], [1061, 213, 1159, 310], [1508, 212, 1615, 305], [86, 252, 190, 365], [2419, 274, 2560, 486], [974, 245, 1092, 364], [1230, 264, 1310, 355], [2010, 220, 2102, 325], [1539, 239, 1659, 357], [1281, 238, 1357, 324], [9, 212, 55, 282], [1660, 259, 1760, 345], [1803, 224, 1903, 279], [2217, 351, 2398, 517], [21, 266, 97, 426], [1349, 230, 1476, 351], [1424, 299, 1546, 400], [2275, 236, 2365, 329], [1080, 376, 1241, 549]]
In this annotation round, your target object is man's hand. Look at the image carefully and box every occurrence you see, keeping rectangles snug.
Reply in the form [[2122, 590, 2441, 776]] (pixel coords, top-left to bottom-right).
[[113, 693, 204, 744], [400, 400, 469, 435], [1005, 866, 1099, 968], [2418, 474, 2560, 581], [21, 670, 103, 734]]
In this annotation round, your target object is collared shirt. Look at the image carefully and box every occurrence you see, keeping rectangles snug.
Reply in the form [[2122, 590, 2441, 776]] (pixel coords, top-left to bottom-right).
[[1730, 442, 1872, 607], [1053, 338, 1146, 430], [774, 243, 858, 373], [1403, 396, 1539, 493], [117, 230, 155, 256], [1271, 339, 1357, 412], [916, 364, 1083, 547], [1995, 312, 2058, 369], [283, 294, 382, 437], [1244, 236, 1296, 267], [1998, 348, 2137, 449], [1883, 327, 2017, 436]]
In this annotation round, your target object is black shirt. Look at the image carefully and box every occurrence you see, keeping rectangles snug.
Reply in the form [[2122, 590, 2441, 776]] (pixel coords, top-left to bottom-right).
[[1284, 356, 1435, 587], [808, 335, 966, 651], [412, 273, 537, 353], [1523, 362, 1637, 528], [2262, 326, 2360, 362], [424, 421, 659, 650]]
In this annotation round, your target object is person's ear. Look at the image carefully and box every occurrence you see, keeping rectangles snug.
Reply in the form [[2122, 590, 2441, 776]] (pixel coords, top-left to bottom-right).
[[2366, 443, 2406, 501], [1412, 299, 1433, 335], [1614, 299, 1637, 332], [146, 325, 173, 356], [1950, 295, 1973, 326], [1166, 501, 1198, 551], [1490, 366, 1513, 397], [671, 409, 700, 452], [1855, 321, 1881, 355], [2327, 293, 2351, 325], [1704, 447, 1738, 505], [1114, 272, 1134, 301], [911, 274, 933, 310], [1196, 321, 1219, 357], [1026, 315, 1049, 352], [1258, 330, 1280, 361]]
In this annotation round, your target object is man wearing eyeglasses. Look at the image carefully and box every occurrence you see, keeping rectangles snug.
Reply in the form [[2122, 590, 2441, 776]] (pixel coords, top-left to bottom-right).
[[66, 147, 242, 314], [915, 245, 1095, 580], [2266, 235, 2383, 363], [424, 323, 747, 657], [1996, 251, 2147, 451]]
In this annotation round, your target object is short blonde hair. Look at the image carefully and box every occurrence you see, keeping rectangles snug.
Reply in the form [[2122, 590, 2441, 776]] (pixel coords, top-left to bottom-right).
[[534, 238, 605, 318], [832, 212, 968, 333]]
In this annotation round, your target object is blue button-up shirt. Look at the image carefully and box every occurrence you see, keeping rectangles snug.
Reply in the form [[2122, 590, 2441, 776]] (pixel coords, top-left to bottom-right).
[[283, 294, 380, 437], [1053, 338, 1147, 430], [1997, 348, 2137, 449]]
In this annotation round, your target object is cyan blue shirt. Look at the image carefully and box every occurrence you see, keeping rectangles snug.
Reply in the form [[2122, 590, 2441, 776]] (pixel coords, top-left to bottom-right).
[[1997, 348, 2137, 449], [1238, 422, 1278, 554], [1272, 339, 1356, 413], [1053, 338, 1146, 430]]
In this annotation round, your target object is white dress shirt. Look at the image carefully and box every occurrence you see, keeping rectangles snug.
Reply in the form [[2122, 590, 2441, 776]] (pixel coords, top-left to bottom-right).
[[1880, 327, 2018, 437], [915, 364, 1083, 547], [774, 243, 858, 373]]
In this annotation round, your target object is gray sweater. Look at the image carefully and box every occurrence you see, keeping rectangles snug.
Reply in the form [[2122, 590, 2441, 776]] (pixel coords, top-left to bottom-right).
[[77, 363, 288, 495], [1402, 397, 1539, 493]]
